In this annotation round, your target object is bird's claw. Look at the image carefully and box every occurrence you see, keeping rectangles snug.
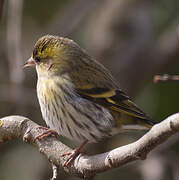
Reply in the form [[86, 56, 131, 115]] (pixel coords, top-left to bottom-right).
[[61, 140, 88, 167], [62, 149, 80, 167], [34, 126, 58, 141]]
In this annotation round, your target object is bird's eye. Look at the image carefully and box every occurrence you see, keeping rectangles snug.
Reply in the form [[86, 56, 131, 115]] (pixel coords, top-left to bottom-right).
[[35, 57, 41, 63]]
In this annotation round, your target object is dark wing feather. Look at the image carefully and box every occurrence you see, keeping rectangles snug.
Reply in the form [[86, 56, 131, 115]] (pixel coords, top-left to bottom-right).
[[76, 87, 152, 121], [68, 56, 154, 125]]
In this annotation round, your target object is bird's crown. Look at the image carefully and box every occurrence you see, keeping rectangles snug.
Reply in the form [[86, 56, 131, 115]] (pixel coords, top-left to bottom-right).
[[32, 35, 76, 61]]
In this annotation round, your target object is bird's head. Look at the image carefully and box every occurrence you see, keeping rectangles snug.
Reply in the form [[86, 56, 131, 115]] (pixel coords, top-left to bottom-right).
[[24, 35, 83, 77]]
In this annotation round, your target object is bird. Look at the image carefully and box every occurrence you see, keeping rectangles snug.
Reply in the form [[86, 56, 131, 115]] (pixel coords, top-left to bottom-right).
[[24, 35, 155, 166]]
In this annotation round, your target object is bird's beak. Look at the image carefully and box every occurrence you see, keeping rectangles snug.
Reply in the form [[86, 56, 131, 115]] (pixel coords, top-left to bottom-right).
[[23, 57, 36, 68]]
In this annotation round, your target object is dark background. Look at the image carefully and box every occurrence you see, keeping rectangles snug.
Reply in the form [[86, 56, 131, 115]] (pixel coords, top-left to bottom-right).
[[0, 0, 179, 179]]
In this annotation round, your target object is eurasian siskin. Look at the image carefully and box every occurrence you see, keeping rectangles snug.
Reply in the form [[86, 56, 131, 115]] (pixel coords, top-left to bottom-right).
[[24, 35, 155, 164]]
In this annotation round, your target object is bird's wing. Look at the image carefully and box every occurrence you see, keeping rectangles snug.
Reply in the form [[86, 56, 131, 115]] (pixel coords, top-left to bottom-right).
[[68, 57, 152, 122], [76, 87, 151, 120]]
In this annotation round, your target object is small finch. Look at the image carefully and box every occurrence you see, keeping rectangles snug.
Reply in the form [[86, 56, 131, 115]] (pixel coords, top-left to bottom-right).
[[24, 35, 155, 165]]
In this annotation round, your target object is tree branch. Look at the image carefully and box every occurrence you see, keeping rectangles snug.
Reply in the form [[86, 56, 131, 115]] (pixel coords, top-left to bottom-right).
[[0, 113, 179, 179]]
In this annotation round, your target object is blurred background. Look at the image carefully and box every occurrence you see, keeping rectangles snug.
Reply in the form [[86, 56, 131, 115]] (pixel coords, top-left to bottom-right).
[[0, 0, 179, 179]]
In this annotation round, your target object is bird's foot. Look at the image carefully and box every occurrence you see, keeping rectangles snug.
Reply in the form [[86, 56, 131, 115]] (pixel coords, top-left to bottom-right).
[[62, 140, 88, 167], [35, 126, 58, 141]]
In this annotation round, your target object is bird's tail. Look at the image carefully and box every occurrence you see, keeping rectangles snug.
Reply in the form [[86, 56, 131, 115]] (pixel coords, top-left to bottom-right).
[[116, 112, 156, 131], [136, 116, 156, 129]]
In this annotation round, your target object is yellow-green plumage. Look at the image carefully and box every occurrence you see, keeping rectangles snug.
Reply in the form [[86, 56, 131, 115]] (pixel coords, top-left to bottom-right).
[[27, 35, 155, 143]]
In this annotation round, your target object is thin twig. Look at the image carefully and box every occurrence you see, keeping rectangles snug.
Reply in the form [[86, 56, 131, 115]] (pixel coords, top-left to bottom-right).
[[153, 74, 179, 83], [51, 163, 58, 180]]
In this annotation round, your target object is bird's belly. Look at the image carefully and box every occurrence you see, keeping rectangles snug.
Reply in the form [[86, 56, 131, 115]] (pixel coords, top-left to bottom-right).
[[39, 92, 115, 143]]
